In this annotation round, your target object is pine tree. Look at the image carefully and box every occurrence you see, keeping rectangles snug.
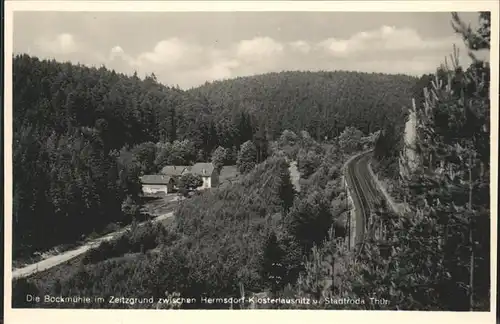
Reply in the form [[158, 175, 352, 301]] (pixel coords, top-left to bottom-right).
[[398, 12, 490, 310], [237, 140, 257, 174], [121, 195, 141, 222], [254, 123, 270, 163], [286, 191, 333, 253], [279, 162, 296, 213], [237, 112, 254, 146], [260, 232, 286, 293], [211, 146, 227, 173]]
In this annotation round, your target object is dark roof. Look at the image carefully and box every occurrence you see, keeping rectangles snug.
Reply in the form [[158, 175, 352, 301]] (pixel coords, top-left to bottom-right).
[[160, 163, 216, 177], [185, 163, 215, 177], [141, 175, 174, 185], [160, 165, 189, 176]]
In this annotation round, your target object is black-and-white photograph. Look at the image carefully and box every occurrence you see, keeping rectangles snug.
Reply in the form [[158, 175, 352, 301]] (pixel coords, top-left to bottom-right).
[[5, 2, 495, 316]]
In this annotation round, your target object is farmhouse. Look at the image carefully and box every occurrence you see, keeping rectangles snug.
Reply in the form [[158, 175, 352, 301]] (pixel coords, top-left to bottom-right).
[[161, 162, 219, 189], [186, 163, 219, 189], [140, 174, 175, 195]]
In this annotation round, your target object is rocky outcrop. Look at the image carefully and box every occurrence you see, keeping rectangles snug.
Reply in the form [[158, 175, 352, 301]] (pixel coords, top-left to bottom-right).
[[288, 160, 301, 193], [399, 99, 420, 179]]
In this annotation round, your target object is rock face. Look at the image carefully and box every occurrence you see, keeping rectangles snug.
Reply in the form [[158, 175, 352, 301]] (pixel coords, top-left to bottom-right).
[[399, 99, 420, 179], [288, 160, 301, 192]]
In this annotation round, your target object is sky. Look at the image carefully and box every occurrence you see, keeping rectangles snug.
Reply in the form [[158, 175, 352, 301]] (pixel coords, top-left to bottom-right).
[[13, 11, 483, 89]]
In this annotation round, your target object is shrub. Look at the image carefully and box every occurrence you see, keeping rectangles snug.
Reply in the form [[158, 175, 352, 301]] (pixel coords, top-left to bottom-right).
[[178, 173, 203, 197], [81, 222, 167, 264]]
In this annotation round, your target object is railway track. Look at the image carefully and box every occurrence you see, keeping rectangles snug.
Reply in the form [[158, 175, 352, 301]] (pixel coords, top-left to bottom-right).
[[345, 150, 384, 253]]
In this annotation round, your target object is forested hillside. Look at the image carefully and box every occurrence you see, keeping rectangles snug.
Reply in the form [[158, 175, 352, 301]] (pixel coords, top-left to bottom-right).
[[13, 55, 416, 259], [189, 70, 416, 139]]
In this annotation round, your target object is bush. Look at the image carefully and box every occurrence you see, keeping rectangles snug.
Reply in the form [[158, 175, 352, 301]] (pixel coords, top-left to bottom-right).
[[296, 149, 323, 179], [129, 222, 166, 252], [81, 222, 168, 264], [286, 190, 333, 252], [104, 222, 121, 234], [178, 173, 203, 197], [82, 241, 116, 265]]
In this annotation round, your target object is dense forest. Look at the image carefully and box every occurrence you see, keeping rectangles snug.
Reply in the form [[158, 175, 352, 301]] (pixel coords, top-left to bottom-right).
[[12, 53, 415, 259], [189, 70, 415, 139]]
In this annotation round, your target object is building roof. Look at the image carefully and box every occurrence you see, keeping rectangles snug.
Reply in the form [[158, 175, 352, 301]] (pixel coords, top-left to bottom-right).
[[186, 163, 215, 177], [141, 174, 174, 185], [160, 163, 215, 177], [160, 165, 189, 176]]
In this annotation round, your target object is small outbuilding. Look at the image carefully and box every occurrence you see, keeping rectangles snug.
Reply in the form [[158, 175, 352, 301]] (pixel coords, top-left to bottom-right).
[[140, 174, 175, 195]]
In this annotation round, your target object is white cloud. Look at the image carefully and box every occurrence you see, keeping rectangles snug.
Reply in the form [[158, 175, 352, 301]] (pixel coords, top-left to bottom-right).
[[182, 59, 241, 88], [36, 33, 78, 54], [110, 45, 124, 55], [108, 39, 241, 87], [109, 45, 136, 69], [318, 37, 350, 57], [110, 36, 288, 87], [73, 27, 474, 88], [318, 25, 466, 57], [236, 37, 284, 62], [135, 38, 204, 68], [16, 12, 485, 90], [289, 40, 311, 54]]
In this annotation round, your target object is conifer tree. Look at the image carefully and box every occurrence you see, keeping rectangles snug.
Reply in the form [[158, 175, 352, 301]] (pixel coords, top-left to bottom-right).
[[260, 232, 286, 293], [237, 140, 258, 174], [211, 146, 228, 173], [398, 12, 491, 310]]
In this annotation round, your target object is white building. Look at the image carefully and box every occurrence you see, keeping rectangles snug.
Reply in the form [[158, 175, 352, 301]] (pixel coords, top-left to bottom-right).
[[140, 175, 175, 195]]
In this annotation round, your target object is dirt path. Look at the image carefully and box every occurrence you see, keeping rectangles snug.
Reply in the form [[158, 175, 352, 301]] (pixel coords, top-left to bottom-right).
[[12, 211, 175, 279]]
